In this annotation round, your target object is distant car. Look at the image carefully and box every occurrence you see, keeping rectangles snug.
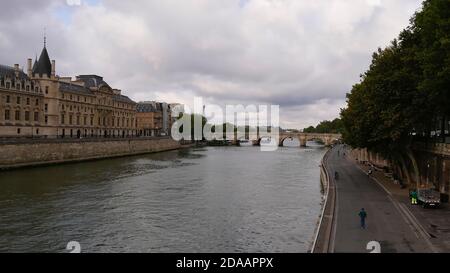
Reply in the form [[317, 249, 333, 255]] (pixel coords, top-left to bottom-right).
[[417, 189, 441, 208]]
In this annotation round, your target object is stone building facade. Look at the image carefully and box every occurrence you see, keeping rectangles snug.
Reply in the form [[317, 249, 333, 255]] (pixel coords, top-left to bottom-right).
[[0, 44, 137, 138], [136, 101, 171, 137]]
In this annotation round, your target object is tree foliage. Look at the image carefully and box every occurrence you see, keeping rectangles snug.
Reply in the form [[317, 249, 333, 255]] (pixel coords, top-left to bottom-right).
[[303, 118, 344, 134], [340, 0, 450, 160]]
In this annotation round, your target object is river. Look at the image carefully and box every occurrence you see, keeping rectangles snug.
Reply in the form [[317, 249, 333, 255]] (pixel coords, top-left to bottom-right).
[[0, 142, 326, 253]]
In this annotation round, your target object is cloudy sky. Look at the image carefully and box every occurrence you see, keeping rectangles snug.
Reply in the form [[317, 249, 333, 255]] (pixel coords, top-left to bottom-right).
[[0, 0, 423, 129]]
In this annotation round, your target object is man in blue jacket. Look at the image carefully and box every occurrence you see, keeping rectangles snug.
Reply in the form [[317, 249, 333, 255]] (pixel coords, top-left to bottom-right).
[[359, 208, 367, 229]]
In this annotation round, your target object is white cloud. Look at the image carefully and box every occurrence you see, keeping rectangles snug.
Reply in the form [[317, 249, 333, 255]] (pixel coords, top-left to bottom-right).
[[0, 0, 423, 128]]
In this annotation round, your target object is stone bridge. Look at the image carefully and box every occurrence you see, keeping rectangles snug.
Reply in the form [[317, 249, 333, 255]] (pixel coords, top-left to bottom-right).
[[278, 132, 342, 147], [221, 132, 342, 147]]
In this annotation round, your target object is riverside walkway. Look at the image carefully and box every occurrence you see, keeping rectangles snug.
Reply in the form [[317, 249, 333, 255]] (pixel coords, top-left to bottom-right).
[[322, 145, 434, 253]]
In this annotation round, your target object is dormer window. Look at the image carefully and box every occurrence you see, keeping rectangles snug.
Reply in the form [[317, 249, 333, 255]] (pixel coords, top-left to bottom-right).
[[6, 82, 10, 89]]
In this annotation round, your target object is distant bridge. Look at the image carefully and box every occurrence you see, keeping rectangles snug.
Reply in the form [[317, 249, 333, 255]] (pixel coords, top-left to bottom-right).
[[219, 132, 342, 147], [278, 132, 342, 147]]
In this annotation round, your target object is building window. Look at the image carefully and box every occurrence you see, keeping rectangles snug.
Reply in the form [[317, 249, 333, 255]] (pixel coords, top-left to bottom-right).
[[6, 82, 10, 89], [84, 116, 87, 126], [70, 95, 73, 100], [45, 86, 49, 94], [17, 128, 21, 134], [69, 115, 73, 125], [35, 99, 39, 106], [26, 85, 30, 91], [61, 114, 65, 124], [77, 116, 80, 125], [90, 117, 94, 126], [34, 112, 39, 122], [15, 110, 20, 121], [45, 115, 48, 124], [36, 129, 39, 135], [25, 111, 30, 121], [16, 84, 21, 90], [6, 95, 10, 103], [16, 97, 20, 104], [45, 104, 48, 112], [35, 87, 39, 92], [4, 109, 10, 120], [26, 98, 30, 105]]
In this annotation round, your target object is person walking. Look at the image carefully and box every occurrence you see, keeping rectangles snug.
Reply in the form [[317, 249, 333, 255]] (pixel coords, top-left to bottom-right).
[[359, 208, 367, 229]]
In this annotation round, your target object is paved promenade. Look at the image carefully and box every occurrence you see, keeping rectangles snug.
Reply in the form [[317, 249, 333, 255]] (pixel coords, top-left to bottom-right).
[[326, 145, 434, 253]]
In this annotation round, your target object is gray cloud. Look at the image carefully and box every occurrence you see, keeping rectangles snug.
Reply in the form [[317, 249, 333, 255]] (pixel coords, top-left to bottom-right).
[[0, 0, 423, 128]]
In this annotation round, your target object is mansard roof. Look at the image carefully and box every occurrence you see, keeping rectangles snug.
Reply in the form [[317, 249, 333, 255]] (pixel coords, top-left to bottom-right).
[[114, 94, 136, 104], [0, 64, 29, 80], [76, 75, 111, 89], [32, 47, 52, 77], [59, 81, 95, 96], [137, 102, 163, 112]]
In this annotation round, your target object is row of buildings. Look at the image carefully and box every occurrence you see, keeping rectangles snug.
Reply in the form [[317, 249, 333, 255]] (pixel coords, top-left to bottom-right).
[[0, 43, 180, 139]]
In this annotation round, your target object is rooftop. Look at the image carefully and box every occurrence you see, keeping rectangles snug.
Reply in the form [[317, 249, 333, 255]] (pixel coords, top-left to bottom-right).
[[32, 47, 52, 77]]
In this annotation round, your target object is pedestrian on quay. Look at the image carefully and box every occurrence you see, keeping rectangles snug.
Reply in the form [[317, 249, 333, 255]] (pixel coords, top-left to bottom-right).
[[359, 208, 367, 229], [410, 189, 418, 205]]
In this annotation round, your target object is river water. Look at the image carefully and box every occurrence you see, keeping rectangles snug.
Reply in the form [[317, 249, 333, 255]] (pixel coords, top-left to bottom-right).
[[0, 142, 326, 253]]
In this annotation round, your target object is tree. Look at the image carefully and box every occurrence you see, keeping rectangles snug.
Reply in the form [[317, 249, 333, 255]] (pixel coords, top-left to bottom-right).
[[303, 119, 344, 134], [340, 0, 449, 167]]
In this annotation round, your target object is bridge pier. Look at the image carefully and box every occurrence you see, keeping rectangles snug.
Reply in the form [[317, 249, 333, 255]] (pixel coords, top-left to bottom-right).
[[299, 136, 307, 147], [324, 137, 332, 147]]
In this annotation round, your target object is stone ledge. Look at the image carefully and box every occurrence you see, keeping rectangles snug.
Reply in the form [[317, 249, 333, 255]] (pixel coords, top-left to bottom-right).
[[0, 138, 182, 170]]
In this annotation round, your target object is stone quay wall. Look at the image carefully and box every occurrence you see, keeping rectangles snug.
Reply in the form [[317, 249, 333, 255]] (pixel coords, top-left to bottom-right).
[[0, 137, 182, 170], [350, 143, 450, 196]]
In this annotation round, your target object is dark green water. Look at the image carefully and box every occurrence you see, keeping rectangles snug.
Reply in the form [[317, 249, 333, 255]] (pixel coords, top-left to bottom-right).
[[0, 143, 325, 253]]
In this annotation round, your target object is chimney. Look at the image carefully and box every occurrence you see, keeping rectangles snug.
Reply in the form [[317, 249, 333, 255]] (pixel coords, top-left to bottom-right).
[[27, 59, 32, 77], [14, 64, 19, 77], [51, 60, 56, 78]]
